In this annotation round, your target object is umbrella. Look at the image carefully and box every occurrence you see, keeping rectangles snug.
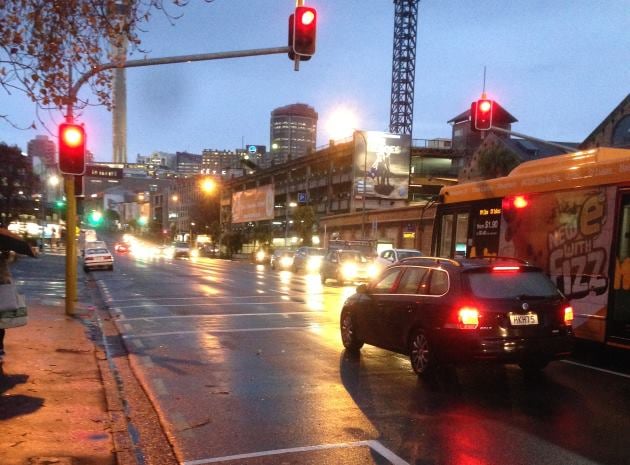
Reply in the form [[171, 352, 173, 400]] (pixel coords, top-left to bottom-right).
[[0, 228, 36, 257]]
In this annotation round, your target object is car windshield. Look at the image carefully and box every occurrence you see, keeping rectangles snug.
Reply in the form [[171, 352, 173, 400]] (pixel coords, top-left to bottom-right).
[[306, 248, 325, 256], [466, 269, 561, 299], [339, 251, 369, 263]]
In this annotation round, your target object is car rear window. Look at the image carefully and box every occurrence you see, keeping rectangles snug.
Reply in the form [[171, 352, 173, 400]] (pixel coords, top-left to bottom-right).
[[87, 248, 109, 255], [397, 251, 423, 260], [466, 269, 561, 299]]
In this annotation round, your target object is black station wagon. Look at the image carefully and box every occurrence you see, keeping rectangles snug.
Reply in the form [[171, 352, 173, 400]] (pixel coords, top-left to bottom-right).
[[339, 257, 574, 377]]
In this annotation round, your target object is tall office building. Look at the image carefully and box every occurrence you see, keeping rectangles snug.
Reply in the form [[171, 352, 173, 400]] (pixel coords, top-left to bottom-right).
[[27, 135, 56, 167], [269, 103, 318, 165]]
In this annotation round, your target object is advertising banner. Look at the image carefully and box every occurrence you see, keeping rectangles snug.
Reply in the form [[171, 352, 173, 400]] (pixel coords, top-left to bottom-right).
[[232, 185, 275, 223], [353, 131, 411, 200]]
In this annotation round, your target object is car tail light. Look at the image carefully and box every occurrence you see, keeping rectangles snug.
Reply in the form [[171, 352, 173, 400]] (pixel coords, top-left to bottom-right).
[[563, 306, 573, 325], [492, 266, 520, 272], [457, 306, 480, 329]]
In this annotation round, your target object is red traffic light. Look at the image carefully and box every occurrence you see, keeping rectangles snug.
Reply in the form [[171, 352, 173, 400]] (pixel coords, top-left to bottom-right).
[[471, 99, 494, 131], [291, 6, 317, 59], [58, 122, 86, 175]]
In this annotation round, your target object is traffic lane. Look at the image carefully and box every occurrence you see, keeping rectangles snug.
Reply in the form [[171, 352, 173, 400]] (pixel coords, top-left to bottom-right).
[[118, 318, 629, 465]]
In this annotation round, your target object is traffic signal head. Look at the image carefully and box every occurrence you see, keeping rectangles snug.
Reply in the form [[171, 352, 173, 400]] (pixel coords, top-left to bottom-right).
[[471, 99, 493, 131], [59, 122, 86, 175], [291, 6, 317, 59]]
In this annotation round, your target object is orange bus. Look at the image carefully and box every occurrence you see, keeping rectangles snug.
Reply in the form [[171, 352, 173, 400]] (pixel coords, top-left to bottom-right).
[[432, 147, 630, 349]]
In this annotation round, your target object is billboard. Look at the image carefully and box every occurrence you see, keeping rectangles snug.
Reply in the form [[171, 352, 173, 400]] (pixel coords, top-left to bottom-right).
[[231, 184, 275, 223], [353, 131, 411, 200]]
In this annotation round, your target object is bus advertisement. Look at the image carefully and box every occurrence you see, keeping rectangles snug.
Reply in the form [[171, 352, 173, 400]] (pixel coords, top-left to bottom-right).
[[432, 147, 630, 349]]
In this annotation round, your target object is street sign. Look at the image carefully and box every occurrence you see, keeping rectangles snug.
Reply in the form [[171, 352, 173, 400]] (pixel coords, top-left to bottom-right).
[[85, 165, 123, 179], [298, 191, 308, 204]]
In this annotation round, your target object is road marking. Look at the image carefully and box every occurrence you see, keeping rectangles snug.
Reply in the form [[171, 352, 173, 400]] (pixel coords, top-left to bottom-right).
[[107, 295, 289, 303], [560, 360, 630, 379], [181, 440, 409, 465], [115, 301, 306, 310], [123, 326, 313, 339], [119, 311, 325, 321]]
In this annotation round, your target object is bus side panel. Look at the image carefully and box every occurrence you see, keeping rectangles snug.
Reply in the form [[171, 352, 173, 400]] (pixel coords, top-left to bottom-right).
[[498, 187, 615, 343]]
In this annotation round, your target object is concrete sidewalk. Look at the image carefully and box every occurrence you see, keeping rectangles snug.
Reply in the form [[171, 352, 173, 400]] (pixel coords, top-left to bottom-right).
[[0, 300, 134, 465]]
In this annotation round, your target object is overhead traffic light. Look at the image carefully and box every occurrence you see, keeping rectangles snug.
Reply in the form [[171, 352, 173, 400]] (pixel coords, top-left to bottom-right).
[[471, 99, 493, 131], [58, 122, 86, 175], [289, 5, 317, 61]]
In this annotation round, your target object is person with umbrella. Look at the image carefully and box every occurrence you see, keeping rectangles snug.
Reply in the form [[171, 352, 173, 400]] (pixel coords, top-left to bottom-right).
[[0, 228, 35, 360]]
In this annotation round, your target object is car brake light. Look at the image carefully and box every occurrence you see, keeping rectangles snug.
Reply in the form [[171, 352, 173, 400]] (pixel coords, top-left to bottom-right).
[[564, 306, 573, 325], [458, 306, 479, 329], [492, 266, 520, 272]]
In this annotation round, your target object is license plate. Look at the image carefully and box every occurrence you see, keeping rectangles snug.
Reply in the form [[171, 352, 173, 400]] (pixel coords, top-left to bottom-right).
[[509, 313, 538, 326]]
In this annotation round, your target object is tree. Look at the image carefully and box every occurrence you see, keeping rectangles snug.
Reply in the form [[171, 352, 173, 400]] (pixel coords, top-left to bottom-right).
[[476, 144, 521, 179], [0, 0, 213, 127], [292, 205, 316, 246]]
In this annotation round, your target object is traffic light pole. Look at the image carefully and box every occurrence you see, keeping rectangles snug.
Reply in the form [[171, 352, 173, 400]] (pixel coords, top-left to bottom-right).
[[489, 126, 577, 152], [62, 45, 294, 314], [64, 175, 77, 315]]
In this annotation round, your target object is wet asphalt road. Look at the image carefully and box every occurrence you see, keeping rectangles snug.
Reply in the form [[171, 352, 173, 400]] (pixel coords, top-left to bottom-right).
[[83, 251, 630, 465]]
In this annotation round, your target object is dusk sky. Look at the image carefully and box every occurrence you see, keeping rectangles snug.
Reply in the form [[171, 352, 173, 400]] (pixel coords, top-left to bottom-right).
[[1, 0, 628, 162]]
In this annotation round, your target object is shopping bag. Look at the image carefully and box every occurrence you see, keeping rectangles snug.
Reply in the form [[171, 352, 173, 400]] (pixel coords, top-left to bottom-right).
[[0, 284, 27, 328]]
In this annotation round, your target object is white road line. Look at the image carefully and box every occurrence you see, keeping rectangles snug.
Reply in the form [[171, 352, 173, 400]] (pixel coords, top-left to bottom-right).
[[560, 360, 630, 379], [107, 295, 288, 303], [181, 440, 409, 465], [119, 311, 324, 321], [116, 301, 303, 310], [122, 326, 312, 339]]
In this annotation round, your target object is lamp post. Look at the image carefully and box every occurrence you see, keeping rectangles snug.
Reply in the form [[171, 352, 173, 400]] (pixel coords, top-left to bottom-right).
[[354, 130, 368, 239]]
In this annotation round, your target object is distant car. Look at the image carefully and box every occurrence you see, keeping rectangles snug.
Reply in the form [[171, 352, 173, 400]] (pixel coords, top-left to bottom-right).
[[291, 247, 325, 273], [320, 249, 379, 285], [375, 248, 423, 268], [270, 249, 294, 270], [339, 257, 574, 377], [81, 240, 107, 257], [171, 241, 197, 258], [83, 247, 114, 272], [114, 242, 131, 253]]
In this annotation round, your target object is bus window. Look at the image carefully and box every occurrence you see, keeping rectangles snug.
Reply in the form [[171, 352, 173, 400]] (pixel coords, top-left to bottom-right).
[[610, 193, 630, 343], [455, 213, 469, 257], [438, 214, 453, 257]]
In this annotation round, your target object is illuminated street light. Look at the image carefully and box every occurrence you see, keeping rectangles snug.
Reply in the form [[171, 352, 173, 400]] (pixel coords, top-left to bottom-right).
[[201, 177, 216, 194], [325, 107, 359, 141]]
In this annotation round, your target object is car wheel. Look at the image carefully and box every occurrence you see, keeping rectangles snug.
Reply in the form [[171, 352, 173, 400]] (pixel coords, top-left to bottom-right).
[[518, 359, 549, 373], [336, 272, 345, 286], [340, 309, 363, 352], [409, 328, 435, 377], [83, 266, 89, 273]]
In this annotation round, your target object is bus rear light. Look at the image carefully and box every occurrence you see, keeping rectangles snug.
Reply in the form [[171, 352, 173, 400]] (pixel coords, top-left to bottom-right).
[[564, 306, 574, 325], [458, 307, 480, 329]]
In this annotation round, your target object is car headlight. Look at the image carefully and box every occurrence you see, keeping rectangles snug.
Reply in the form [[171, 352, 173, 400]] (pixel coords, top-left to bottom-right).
[[367, 264, 379, 277], [341, 263, 357, 279], [190, 249, 199, 258], [280, 256, 293, 267], [306, 256, 323, 272], [256, 250, 266, 262]]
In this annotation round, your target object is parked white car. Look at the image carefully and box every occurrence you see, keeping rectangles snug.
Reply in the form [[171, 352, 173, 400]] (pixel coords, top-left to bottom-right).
[[83, 247, 114, 272]]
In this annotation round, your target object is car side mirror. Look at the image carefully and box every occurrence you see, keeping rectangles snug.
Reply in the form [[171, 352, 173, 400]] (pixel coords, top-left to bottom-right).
[[356, 283, 368, 294]]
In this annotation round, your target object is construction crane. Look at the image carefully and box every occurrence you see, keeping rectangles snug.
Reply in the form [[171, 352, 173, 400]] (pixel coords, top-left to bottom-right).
[[389, 0, 420, 137]]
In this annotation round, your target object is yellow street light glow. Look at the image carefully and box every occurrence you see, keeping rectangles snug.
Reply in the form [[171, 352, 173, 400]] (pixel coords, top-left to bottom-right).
[[201, 178, 216, 193], [325, 107, 359, 141]]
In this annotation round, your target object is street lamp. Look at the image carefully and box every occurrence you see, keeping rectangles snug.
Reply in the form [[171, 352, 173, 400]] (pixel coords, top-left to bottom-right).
[[354, 130, 369, 239]]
